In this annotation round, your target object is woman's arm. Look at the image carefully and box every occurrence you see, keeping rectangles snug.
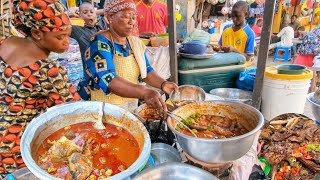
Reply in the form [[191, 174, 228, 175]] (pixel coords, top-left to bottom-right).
[[108, 76, 167, 110]]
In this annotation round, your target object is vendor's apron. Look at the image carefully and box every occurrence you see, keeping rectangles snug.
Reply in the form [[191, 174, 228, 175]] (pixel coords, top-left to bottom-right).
[[91, 52, 140, 111]]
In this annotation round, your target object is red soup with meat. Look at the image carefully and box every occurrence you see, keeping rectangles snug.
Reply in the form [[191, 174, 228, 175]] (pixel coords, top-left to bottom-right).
[[178, 113, 249, 139], [36, 122, 140, 179]]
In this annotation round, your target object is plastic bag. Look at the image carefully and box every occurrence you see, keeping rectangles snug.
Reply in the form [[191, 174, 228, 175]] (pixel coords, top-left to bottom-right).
[[182, 29, 211, 45], [236, 68, 256, 91]]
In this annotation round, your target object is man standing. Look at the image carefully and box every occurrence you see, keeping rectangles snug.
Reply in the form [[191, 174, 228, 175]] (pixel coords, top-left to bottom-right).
[[136, 0, 168, 35]]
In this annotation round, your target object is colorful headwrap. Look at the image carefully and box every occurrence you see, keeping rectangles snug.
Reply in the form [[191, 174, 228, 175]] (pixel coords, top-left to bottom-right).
[[104, 0, 136, 13], [12, 0, 71, 35]]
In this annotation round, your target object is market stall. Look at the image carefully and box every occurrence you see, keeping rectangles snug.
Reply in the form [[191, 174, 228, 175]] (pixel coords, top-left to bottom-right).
[[3, 0, 320, 179]]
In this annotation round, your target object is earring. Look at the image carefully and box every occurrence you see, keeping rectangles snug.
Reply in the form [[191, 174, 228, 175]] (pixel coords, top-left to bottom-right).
[[37, 37, 41, 40]]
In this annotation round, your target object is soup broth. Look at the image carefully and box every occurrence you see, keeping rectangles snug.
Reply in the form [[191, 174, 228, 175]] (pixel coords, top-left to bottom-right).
[[36, 122, 140, 179]]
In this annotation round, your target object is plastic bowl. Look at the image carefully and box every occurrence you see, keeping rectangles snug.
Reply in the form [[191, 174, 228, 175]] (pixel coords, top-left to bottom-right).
[[150, 36, 169, 47], [277, 64, 306, 75], [183, 40, 208, 55], [140, 38, 151, 46]]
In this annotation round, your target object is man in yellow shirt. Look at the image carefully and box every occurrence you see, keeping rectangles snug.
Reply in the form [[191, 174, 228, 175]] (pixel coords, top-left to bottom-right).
[[219, 1, 255, 62]]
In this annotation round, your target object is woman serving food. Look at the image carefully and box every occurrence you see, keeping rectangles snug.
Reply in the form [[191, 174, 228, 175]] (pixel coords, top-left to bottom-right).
[[77, 0, 177, 111]]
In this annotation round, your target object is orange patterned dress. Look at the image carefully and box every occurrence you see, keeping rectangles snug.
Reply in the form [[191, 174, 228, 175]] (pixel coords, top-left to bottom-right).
[[0, 58, 80, 176]]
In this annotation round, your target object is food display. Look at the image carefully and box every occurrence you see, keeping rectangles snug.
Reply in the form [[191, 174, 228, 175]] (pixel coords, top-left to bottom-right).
[[36, 122, 140, 179], [173, 100, 195, 107], [137, 107, 164, 121], [259, 114, 320, 180], [177, 113, 249, 139]]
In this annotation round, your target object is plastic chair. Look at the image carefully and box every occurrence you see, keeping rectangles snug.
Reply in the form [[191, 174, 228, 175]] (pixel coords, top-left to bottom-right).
[[273, 46, 292, 62]]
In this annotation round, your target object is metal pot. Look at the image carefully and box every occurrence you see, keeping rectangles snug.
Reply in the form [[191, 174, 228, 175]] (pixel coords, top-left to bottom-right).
[[133, 162, 218, 180], [307, 93, 320, 124], [133, 104, 175, 145], [167, 101, 264, 163], [21, 101, 151, 180]]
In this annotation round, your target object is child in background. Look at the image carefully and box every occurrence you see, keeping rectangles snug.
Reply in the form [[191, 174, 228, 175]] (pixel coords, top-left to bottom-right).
[[208, 16, 215, 34], [219, 1, 255, 62], [296, 26, 306, 40], [250, 19, 263, 37], [71, 2, 107, 61]]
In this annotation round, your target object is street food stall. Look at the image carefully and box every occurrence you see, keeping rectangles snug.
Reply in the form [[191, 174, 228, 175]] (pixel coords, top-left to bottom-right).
[[2, 0, 320, 179]]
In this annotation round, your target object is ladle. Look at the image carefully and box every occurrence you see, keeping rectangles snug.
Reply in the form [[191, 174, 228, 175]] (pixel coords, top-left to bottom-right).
[[93, 102, 106, 130], [167, 112, 197, 137]]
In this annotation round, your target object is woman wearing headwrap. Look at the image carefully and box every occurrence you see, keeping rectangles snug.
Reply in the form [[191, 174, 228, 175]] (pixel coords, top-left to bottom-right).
[[0, 0, 80, 176], [294, 25, 320, 67], [78, 0, 177, 111]]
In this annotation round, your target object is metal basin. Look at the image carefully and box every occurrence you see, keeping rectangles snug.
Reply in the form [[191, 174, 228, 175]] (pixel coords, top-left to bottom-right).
[[133, 162, 218, 180], [209, 88, 253, 104], [167, 101, 264, 163], [307, 92, 320, 124], [170, 85, 206, 107], [21, 101, 151, 180]]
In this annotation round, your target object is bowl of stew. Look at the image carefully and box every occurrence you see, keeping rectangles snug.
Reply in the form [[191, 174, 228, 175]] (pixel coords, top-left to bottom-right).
[[21, 101, 151, 180], [167, 101, 264, 163]]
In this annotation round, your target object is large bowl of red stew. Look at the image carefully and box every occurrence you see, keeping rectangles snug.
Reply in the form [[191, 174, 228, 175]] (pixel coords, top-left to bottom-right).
[[21, 101, 151, 180], [167, 101, 264, 163]]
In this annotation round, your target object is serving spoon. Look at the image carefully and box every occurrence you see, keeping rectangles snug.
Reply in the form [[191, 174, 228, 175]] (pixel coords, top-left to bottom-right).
[[93, 102, 106, 130], [167, 111, 197, 137]]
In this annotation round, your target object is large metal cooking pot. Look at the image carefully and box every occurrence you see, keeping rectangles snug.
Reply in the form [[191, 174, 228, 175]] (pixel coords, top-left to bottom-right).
[[133, 162, 218, 180], [21, 101, 151, 180], [167, 101, 264, 163]]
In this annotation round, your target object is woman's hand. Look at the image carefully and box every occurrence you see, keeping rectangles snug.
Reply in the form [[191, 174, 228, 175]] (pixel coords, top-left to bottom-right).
[[143, 88, 167, 112], [161, 81, 178, 95]]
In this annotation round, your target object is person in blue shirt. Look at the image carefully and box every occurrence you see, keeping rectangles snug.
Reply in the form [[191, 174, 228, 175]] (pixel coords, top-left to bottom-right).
[[219, 1, 255, 62]]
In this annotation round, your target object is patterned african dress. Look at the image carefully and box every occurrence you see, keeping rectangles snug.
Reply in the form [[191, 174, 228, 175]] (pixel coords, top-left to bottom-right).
[[77, 35, 154, 101], [0, 58, 80, 176], [297, 25, 320, 55]]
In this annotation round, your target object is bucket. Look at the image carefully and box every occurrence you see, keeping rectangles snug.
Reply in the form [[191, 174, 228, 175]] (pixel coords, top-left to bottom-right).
[[261, 67, 313, 120]]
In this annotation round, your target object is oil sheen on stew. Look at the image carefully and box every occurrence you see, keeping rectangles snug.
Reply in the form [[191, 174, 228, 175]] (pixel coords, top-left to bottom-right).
[[178, 113, 249, 139], [36, 122, 140, 180]]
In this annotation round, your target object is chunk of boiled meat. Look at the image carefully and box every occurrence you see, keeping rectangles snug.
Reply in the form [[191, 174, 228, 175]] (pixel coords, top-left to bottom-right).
[[68, 153, 93, 180], [56, 165, 72, 179], [48, 136, 82, 163]]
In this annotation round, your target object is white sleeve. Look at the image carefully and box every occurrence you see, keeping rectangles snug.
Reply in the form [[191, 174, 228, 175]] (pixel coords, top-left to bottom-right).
[[277, 28, 285, 38]]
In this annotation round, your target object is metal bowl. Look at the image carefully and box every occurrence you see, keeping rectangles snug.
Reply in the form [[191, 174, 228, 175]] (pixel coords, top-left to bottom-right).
[[144, 143, 182, 169], [167, 101, 264, 163], [21, 101, 151, 180], [209, 88, 253, 104], [307, 93, 320, 124], [170, 85, 206, 107], [133, 162, 218, 180]]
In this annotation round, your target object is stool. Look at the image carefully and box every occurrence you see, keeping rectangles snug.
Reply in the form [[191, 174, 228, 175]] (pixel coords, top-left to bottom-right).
[[273, 46, 292, 62]]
